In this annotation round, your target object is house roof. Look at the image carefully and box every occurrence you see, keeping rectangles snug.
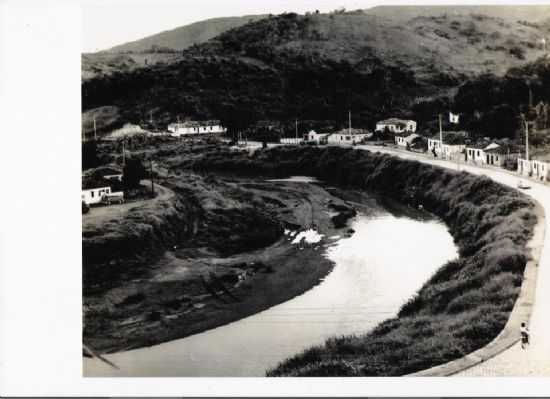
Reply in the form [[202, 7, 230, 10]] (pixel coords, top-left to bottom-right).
[[333, 128, 371, 136], [429, 131, 468, 145], [485, 144, 524, 155], [378, 118, 415, 126], [404, 133, 421, 143], [169, 120, 222, 128]]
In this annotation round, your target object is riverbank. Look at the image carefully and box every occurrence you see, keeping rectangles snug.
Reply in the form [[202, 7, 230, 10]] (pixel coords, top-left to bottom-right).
[[180, 145, 537, 376], [83, 171, 359, 353]]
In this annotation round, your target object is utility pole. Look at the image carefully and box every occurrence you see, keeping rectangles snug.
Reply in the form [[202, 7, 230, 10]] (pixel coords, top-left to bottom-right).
[[150, 159, 155, 198], [348, 110, 351, 135], [149, 110, 153, 125], [525, 119, 530, 162], [93, 115, 97, 141], [295, 119, 298, 143], [439, 113, 443, 159]]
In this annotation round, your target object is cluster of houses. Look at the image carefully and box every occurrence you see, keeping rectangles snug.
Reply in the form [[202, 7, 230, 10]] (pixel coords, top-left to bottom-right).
[[109, 116, 550, 184]]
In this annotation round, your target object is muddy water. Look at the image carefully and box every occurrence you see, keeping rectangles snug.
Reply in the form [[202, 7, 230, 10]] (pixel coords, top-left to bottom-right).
[[84, 191, 458, 377]]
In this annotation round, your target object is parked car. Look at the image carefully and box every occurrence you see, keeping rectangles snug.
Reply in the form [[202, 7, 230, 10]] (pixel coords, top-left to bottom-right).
[[517, 180, 531, 190], [101, 192, 124, 205]]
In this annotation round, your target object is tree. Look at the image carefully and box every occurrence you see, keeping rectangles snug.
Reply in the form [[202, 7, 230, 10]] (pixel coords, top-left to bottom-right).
[[82, 140, 99, 170], [122, 157, 146, 189]]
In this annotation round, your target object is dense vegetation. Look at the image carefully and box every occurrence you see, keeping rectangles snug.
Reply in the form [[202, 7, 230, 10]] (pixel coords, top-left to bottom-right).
[[83, 11, 550, 140], [180, 145, 537, 376]]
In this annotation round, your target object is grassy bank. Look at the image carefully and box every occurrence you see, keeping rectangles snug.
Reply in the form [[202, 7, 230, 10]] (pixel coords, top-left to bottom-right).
[[83, 169, 356, 353], [182, 145, 537, 376]]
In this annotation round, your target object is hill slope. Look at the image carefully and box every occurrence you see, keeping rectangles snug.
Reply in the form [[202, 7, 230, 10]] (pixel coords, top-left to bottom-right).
[[107, 14, 268, 53], [82, 9, 550, 138], [82, 14, 267, 81]]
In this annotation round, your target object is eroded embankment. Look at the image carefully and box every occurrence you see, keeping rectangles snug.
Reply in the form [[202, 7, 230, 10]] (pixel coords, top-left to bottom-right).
[[82, 184, 197, 292], [83, 171, 356, 353], [182, 145, 537, 376]]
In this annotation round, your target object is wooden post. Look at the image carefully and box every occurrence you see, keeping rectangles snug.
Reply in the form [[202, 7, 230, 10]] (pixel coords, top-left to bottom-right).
[[439, 113, 443, 159], [150, 160, 155, 197]]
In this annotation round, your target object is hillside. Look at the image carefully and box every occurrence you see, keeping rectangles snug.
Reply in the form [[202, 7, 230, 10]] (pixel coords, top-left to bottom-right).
[[82, 15, 267, 81], [82, 9, 550, 139], [107, 14, 268, 53], [366, 5, 550, 23]]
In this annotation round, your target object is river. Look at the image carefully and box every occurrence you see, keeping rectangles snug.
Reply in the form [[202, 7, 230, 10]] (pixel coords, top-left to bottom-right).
[[84, 185, 458, 377]]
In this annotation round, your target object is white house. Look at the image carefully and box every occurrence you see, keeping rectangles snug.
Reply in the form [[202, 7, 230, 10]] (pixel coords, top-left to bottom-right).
[[465, 143, 521, 166], [518, 158, 550, 181], [376, 118, 417, 133], [82, 186, 111, 205], [280, 137, 303, 145], [306, 130, 330, 144], [168, 120, 227, 136], [103, 173, 123, 182], [428, 138, 466, 158], [327, 129, 371, 145], [396, 133, 421, 148], [465, 144, 488, 164]]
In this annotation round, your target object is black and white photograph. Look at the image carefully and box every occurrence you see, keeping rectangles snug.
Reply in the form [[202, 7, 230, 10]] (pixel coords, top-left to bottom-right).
[[79, 1, 550, 378], [3, 0, 550, 395]]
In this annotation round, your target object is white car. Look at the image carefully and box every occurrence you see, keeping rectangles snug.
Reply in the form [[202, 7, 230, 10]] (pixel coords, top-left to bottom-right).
[[517, 180, 531, 190]]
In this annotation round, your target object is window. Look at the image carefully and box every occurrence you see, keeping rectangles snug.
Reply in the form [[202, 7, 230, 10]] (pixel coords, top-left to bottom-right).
[[477, 150, 480, 157], [91, 191, 94, 198]]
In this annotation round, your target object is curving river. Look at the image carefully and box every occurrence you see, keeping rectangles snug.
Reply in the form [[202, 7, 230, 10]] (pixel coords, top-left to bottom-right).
[[84, 187, 458, 377]]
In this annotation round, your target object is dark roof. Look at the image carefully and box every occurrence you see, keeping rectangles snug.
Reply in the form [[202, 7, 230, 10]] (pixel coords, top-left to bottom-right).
[[169, 120, 222, 128], [429, 131, 468, 145], [378, 118, 415, 126], [485, 144, 524, 155]]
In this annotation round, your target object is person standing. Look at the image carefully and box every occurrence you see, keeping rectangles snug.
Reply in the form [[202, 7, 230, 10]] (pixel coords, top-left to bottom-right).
[[520, 322, 530, 349]]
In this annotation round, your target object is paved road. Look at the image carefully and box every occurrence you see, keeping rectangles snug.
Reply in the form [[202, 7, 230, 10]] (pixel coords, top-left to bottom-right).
[[357, 145, 550, 377]]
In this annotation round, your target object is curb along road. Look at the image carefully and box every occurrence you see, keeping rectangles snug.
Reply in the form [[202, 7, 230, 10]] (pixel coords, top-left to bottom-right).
[[356, 145, 549, 377]]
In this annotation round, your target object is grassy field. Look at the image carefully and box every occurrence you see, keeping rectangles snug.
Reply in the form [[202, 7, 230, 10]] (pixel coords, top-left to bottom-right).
[[182, 145, 537, 376]]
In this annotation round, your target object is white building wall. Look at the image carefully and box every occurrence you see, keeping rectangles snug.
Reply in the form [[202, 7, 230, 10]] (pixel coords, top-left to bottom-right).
[[518, 159, 549, 181], [280, 137, 303, 145], [328, 133, 368, 145], [169, 124, 227, 136], [466, 148, 486, 164], [82, 187, 111, 205]]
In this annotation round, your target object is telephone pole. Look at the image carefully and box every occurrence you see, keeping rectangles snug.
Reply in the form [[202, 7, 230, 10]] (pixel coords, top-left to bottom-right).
[[525, 119, 530, 162], [93, 115, 97, 141], [150, 159, 155, 198], [295, 119, 298, 142], [348, 110, 351, 135], [439, 113, 443, 159]]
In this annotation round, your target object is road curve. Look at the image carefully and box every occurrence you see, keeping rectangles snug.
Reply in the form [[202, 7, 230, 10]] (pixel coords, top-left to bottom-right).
[[356, 145, 550, 377]]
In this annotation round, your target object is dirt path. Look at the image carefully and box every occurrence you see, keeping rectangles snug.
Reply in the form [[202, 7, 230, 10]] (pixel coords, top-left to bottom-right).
[[82, 180, 173, 230], [358, 144, 550, 376]]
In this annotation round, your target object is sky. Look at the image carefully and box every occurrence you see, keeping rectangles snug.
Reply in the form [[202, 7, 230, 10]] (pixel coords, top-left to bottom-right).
[[82, 0, 550, 53], [82, 0, 375, 52]]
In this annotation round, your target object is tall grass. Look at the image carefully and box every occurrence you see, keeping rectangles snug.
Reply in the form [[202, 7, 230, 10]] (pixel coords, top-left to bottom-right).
[[184, 145, 537, 376]]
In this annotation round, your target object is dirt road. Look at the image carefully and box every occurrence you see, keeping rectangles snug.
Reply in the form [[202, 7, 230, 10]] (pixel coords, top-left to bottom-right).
[[82, 180, 173, 230]]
